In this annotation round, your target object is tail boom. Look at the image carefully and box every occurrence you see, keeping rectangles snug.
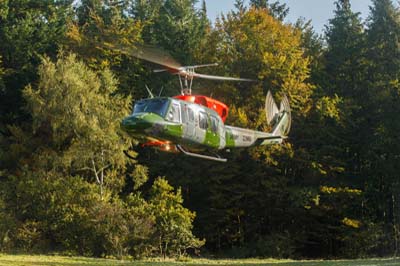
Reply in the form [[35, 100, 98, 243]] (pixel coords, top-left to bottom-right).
[[223, 91, 291, 149], [224, 126, 283, 148]]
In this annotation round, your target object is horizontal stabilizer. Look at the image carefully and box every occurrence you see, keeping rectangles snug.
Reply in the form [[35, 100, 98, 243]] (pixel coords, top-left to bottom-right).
[[254, 135, 284, 146]]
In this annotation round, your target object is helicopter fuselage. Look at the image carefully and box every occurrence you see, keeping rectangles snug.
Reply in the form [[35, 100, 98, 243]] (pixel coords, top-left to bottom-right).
[[121, 97, 284, 153]]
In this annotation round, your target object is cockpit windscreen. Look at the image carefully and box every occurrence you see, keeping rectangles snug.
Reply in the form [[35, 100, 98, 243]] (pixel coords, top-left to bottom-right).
[[133, 98, 170, 117]]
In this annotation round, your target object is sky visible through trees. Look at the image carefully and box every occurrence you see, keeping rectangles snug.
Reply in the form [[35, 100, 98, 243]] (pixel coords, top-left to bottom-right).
[[202, 0, 374, 33]]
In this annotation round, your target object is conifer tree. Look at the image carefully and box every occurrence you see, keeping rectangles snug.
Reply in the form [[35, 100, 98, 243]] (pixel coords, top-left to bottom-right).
[[0, 0, 73, 125], [364, 0, 400, 256], [325, 0, 365, 98], [249, 0, 289, 20], [322, 0, 367, 178]]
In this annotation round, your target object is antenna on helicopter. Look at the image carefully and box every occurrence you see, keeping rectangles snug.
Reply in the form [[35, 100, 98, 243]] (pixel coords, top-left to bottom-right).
[[158, 86, 164, 97], [145, 85, 154, 98]]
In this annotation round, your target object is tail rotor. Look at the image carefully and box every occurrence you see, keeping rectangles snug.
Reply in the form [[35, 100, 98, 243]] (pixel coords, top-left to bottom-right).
[[265, 91, 291, 136]]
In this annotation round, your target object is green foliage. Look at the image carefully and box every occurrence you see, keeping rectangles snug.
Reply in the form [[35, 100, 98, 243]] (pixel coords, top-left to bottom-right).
[[201, 7, 313, 117], [150, 177, 205, 258], [2, 170, 100, 253], [0, 52, 202, 258], [362, 0, 400, 256], [249, 0, 289, 21], [21, 53, 131, 197], [0, 0, 73, 124], [315, 95, 342, 121], [66, 0, 147, 98], [1, 168, 155, 257], [132, 0, 208, 63]]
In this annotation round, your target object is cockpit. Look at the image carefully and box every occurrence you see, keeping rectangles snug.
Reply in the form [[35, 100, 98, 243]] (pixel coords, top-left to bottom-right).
[[133, 98, 170, 118]]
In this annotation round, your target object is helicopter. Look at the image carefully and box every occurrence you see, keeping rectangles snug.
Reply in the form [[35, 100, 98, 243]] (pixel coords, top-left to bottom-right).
[[114, 44, 291, 162]]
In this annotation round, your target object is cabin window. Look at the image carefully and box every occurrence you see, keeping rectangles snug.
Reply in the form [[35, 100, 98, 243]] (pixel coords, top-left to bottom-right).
[[167, 102, 181, 123], [199, 111, 208, 130], [187, 107, 194, 122], [210, 115, 219, 133]]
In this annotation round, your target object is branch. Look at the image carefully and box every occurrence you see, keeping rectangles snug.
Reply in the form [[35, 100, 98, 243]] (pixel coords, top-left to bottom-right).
[[95, 163, 112, 175], [91, 159, 101, 184], [78, 166, 94, 172]]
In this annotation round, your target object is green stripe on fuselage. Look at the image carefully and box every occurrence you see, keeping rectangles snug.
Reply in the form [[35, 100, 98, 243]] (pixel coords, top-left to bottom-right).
[[224, 127, 236, 148], [162, 123, 183, 142], [204, 129, 220, 149], [122, 112, 161, 134]]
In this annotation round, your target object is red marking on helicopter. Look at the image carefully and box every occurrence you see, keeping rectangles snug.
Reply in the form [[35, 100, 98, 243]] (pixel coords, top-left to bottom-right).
[[141, 140, 178, 153], [174, 95, 229, 122]]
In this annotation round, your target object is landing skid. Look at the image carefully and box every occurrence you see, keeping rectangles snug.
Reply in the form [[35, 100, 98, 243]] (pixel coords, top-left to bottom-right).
[[176, 145, 227, 163]]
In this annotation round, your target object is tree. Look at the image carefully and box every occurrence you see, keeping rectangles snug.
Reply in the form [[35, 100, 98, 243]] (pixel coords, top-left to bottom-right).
[[295, 0, 372, 257], [249, 0, 289, 20], [132, 0, 208, 63], [295, 18, 324, 77], [324, 0, 365, 97], [0, 52, 161, 257], [364, 0, 400, 256], [0, 56, 5, 127], [2, 171, 102, 254], [321, 0, 367, 211], [21, 53, 132, 197], [150, 177, 204, 258], [0, 0, 73, 125], [66, 0, 146, 98]]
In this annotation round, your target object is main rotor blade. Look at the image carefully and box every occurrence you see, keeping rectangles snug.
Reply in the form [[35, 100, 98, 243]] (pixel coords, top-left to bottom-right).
[[184, 63, 218, 69], [191, 72, 255, 82], [101, 43, 256, 82], [103, 42, 182, 71], [153, 69, 169, 73]]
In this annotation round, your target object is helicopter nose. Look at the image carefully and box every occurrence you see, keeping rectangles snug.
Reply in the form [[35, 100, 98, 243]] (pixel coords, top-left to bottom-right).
[[121, 116, 134, 129], [121, 113, 156, 133], [122, 115, 144, 132]]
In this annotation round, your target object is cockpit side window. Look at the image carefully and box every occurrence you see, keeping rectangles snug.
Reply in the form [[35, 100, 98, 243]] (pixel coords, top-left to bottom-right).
[[166, 102, 181, 123], [133, 101, 146, 113], [199, 111, 208, 130]]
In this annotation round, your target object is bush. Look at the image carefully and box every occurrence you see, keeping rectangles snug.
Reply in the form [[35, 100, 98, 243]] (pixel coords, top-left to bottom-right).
[[150, 177, 205, 258]]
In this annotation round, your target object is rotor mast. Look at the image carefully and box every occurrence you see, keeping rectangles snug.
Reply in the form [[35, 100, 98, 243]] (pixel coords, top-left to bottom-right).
[[178, 67, 195, 95]]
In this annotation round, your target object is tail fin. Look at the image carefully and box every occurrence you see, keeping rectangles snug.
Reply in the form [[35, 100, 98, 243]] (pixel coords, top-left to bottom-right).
[[265, 91, 291, 136]]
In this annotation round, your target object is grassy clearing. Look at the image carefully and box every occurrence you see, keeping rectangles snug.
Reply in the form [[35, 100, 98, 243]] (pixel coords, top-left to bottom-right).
[[0, 254, 398, 266]]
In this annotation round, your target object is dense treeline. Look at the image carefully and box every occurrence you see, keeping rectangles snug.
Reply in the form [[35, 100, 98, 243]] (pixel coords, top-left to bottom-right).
[[0, 0, 399, 259]]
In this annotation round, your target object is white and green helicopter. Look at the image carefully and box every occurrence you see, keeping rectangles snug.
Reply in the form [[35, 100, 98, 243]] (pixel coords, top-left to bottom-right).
[[118, 45, 291, 162]]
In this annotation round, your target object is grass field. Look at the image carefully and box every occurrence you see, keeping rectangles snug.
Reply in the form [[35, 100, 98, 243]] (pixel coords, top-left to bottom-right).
[[0, 255, 398, 266]]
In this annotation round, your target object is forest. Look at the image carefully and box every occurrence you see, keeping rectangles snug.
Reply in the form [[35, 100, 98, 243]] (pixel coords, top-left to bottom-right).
[[0, 0, 400, 260]]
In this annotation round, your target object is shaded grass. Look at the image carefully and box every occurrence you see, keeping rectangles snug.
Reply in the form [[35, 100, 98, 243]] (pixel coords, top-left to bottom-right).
[[0, 254, 398, 266]]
